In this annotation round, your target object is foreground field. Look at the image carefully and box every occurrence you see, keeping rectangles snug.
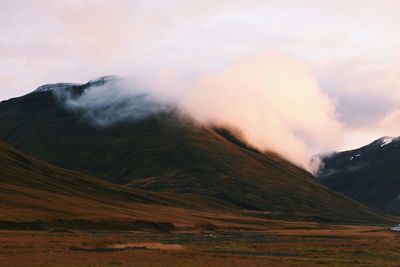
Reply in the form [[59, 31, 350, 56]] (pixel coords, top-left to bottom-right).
[[1, 223, 400, 267]]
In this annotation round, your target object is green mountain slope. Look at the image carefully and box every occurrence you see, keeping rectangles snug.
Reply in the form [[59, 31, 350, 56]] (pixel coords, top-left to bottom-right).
[[0, 140, 243, 229], [0, 81, 395, 223]]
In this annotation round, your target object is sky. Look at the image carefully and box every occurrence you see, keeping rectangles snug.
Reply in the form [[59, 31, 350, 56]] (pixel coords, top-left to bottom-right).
[[1, 0, 400, 162]]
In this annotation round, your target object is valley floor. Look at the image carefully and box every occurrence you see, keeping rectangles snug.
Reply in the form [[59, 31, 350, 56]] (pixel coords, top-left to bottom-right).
[[1, 223, 400, 266]]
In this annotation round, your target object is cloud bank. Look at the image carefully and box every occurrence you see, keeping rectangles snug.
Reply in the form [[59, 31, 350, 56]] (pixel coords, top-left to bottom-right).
[[182, 52, 342, 170], [55, 52, 342, 172]]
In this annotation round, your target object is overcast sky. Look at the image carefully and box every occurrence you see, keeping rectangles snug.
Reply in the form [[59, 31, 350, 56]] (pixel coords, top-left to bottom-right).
[[1, 0, 400, 151]]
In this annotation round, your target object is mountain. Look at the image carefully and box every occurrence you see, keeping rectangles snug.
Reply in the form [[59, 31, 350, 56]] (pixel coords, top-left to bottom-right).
[[0, 139, 250, 230], [0, 78, 394, 223], [317, 137, 400, 215]]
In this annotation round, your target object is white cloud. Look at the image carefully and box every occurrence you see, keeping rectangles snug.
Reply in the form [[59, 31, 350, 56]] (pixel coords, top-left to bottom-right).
[[181, 52, 342, 170]]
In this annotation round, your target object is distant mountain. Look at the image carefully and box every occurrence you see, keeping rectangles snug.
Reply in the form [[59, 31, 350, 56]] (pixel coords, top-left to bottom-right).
[[317, 137, 400, 215], [0, 77, 394, 223]]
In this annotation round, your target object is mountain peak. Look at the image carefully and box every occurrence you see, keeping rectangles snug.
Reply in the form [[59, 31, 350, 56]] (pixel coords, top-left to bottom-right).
[[32, 75, 118, 94], [87, 75, 117, 86], [317, 134, 400, 215], [33, 83, 81, 94], [375, 136, 398, 147]]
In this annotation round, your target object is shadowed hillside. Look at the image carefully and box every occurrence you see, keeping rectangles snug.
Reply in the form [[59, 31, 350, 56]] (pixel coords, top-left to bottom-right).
[[318, 137, 400, 215], [0, 80, 395, 223], [0, 139, 251, 229]]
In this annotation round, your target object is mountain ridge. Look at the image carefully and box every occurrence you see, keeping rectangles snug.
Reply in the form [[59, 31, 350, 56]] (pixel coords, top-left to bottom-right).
[[318, 136, 400, 215]]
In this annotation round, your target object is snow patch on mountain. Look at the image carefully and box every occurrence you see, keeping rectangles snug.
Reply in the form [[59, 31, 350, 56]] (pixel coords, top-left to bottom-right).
[[349, 153, 361, 161], [380, 137, 395, 147], [32, 76, 117, 94], [33, 83, 81, 93]]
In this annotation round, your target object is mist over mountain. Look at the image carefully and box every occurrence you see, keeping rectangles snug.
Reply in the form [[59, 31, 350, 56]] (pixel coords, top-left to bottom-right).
[[51, 76, 174, 127], [20, 54, 343, 173], [0, 77, 387, 223]]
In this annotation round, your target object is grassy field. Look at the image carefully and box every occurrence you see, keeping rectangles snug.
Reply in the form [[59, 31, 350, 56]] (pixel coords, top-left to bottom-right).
[[1, 222, 400, 266]]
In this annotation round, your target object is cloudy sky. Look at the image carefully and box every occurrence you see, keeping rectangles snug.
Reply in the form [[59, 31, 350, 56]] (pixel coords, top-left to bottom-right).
[[1, 0, 400, 156]]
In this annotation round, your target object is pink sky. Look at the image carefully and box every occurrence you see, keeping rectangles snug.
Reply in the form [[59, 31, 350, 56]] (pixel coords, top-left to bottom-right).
[[1, 0, 400, 155]]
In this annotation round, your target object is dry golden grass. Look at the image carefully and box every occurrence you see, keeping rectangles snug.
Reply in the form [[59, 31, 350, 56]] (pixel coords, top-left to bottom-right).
[[1, 222, 400, 267]]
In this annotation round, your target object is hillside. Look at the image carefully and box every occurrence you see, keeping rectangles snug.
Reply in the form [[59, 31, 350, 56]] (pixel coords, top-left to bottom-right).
[[0, 139, 251, 229], [318, 137, 400, 215], [0, 79, 395, 223]]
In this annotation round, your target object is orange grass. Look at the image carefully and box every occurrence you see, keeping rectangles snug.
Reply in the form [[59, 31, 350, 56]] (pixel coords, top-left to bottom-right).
[[1, 223, 400, 266]]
